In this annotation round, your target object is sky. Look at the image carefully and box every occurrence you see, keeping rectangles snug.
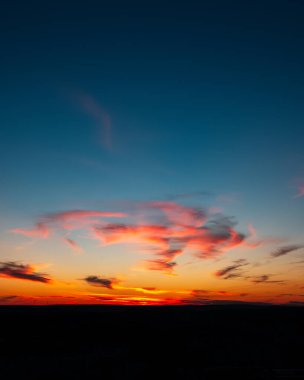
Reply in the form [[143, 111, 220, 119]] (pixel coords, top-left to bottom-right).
[[0, 0, 304, 306]]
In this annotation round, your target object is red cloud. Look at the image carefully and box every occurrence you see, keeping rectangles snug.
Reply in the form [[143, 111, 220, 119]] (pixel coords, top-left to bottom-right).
[[12, 202, 249, 273], [93, 224, 170, 248], [102, 205, 250, 272]]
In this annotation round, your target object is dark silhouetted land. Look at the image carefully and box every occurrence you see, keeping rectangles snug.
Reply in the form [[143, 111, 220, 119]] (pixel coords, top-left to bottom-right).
[[1, 305, 304, 379]]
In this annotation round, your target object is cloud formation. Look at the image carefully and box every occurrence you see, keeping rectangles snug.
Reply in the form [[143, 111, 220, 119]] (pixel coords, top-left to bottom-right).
[[0, 262, 52, 284], [12, 201, 251, 273], [12, 209, 126, 251], [11, 222, 49, 239], [215, 259, 248, 279], [0, 295, 18, 303], [93, 202, 249, 272], [251, 275, 285, 284], [271, 245, 303, 258], [63, 237, 83, 253], [83, 275, 118, 289]]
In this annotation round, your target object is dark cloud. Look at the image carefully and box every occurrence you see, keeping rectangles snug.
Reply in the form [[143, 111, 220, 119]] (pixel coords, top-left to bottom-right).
[[144, 260, 177, 272], [0, 262, 52, 283], [83, 275, 117, 289], [181, 298, 270, 306], [0, 295, 18, 302], [215, 259, 248, 279], [189, 289, 235, 301], [251, 275, 285, 284], [271, 245, 303, 258]]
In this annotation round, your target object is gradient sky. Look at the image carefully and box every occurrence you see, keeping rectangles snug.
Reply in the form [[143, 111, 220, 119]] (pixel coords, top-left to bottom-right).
[[1, 0, 304, 305]]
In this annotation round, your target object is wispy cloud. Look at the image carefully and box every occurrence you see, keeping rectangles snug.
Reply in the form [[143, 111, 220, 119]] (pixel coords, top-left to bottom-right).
[[295, 184, 304, 198], [11, 209, 126, 251], [11, 222, 49, 239], [165, 191, 212, 201], [215, 259, 248, 279], [0, 262, 52, 284], [77, 93, 113, 151], [191, 289, 234, 297], [251, 275, 285, 284], [63, 237, 83, 253], [144, 260, 177, 273], [87, 294, 180, 305], [0, 295, 18, 303], [271, 245, 303, 258]]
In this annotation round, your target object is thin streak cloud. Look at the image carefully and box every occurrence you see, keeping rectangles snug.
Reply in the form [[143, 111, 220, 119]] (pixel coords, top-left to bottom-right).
[[271, 245, 303, 258]]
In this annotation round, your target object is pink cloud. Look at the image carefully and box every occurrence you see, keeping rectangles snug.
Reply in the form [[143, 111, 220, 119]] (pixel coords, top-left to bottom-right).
[[11, 222, 50, 239], [93, 224, 170, 248], [12, 202, 250, 273], [12, 209, 126, 238], [143, 201, 207, 227], [92, 206, 248, 272]]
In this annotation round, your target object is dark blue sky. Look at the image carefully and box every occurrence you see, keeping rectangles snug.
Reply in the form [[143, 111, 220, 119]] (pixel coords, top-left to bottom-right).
[[1, 0, 304, 236]]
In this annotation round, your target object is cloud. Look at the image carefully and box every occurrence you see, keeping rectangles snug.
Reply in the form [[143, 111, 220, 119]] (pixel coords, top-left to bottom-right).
[[0, 295, 18, 303], [295, 184, 304, 198], [144, 260, 177, 273], [63, 238, 83, 253], [88, 294, 180, 305], [93, 223, 170, 248], [271, 245, 303, 258], [83, 275, 118, 289], [191, 289, 234, 297], [142, 201, 207, 227], [12, 209, 125, 241], [94, 205, 249, 272], [11, 222, 49, 238], [215, 259, 248, 279], [165, 191, 212, 200], [113, 285, 170, 295], [251, 275, 285, 284], [0, 262, 52, 284], [13, 201, 250, 273], [76, 93, 113, 151], [181, 298, 270, 306]]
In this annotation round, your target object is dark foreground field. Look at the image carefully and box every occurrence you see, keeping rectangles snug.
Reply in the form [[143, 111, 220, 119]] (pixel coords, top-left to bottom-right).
[[1, 305, 304, 379]]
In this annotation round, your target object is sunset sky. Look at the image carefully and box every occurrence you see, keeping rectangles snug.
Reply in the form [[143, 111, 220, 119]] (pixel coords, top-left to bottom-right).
[[1, 1, 304, 305]]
